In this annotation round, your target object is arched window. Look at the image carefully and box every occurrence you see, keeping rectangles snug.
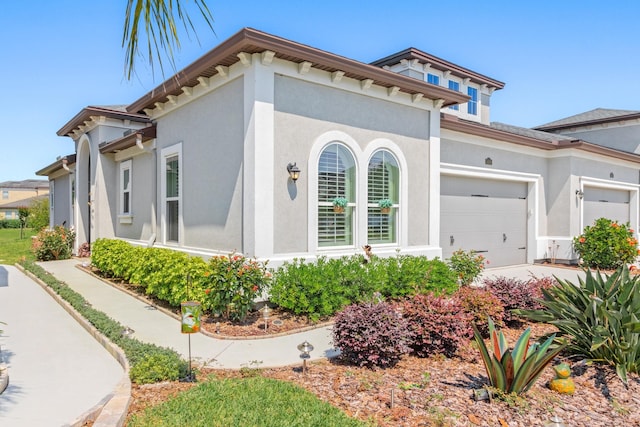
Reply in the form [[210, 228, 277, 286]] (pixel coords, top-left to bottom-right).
[[317, 143, 356, 247], [368, 150, 399, 244]]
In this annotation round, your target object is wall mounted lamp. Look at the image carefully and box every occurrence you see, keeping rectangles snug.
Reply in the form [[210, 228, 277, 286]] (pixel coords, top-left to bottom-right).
[[575, 189, 584, 200], [287, 162, 301, 182], [485, 157, 493, 165]]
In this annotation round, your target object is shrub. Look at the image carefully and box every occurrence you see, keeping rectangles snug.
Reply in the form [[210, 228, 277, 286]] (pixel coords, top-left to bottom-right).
[[0, 219, 21, 229], [484, 276, 549, 326], [516, 267, 640, 384], [32, 225, 75, 261], [28, 197, 49, 231], [454, 286, 504, 337], [129, 352, 186, 384], [201, 254, 271, 321], [400, 293, 473, 358], [333, 302, 412, 368], [573, 217, 638, 269], [447, 249, 487, 285], [378, 255, 458, 299], [473, 317, 566, 395]]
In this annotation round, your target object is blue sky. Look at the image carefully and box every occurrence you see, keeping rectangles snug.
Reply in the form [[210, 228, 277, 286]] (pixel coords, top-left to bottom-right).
[[1, 0, 639, 183]]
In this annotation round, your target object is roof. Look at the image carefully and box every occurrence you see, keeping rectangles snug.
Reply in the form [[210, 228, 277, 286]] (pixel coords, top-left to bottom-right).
[[0, 194, 48, 209], [441, 114, 640, 163], [57, 105, 151, 138], [0, 179, 49, 190], [127, 27, 469, 114], [371, 48, 505, 90], [99, 125, 157, 154], [35, 154, 76, 177], [534, 108, 640, 131]]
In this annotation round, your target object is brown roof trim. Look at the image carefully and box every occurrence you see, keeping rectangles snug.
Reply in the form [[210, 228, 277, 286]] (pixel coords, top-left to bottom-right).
[[127, 28, 469, 114], [36, 154, 77, 177], [534, 111, 640, 131], [99, 125, 157, 154], [372, 48, 505, 90], [441, 114, 640, 163], [441, 114, 559, 150], [57, 106, 151, 138]]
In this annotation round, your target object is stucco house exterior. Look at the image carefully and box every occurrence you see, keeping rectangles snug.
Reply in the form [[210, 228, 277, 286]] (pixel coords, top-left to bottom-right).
[[37, 28, 640, 268], [0, 180, 49, 220]]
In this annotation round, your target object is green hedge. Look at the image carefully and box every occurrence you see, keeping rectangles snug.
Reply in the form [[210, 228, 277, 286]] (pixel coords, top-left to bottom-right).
[[0, 219, 21, 229], [20, 260, 188, 384], [269, 255, 458, 321]]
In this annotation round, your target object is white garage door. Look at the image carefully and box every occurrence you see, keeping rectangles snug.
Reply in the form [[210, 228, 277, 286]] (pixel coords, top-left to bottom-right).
[[583, 187, 630, 229], [441, 176, 527, 267]]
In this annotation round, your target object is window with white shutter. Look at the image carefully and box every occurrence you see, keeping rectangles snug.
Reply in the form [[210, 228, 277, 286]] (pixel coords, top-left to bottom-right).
[[317, 143, 356, 247], [367, 150, 399, 244]]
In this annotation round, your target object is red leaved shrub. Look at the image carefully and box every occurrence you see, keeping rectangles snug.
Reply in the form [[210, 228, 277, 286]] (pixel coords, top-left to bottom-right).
[[454, 286, 504, 337]]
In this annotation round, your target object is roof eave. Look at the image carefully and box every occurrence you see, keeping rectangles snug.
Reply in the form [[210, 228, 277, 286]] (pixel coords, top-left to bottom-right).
[[534, 112, 640, 132], [99, 125, 157, 153], [36, 154, 77, 177], [57, 106, 151, 138], [127, 27, 469, 114]]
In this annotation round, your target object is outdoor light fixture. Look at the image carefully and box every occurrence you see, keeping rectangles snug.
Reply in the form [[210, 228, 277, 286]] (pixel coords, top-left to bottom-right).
[[287, 162, 301, 182], [261, 304, 271, 332], [544, 415, 566, 427], [485, 157, 493, 165], [575, 189, 584, 200], [297, 340, 314, 374]]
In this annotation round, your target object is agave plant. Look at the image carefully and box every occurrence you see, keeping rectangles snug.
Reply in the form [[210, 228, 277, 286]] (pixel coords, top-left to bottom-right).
[[473, 317, 566, 394], [515, 266, 640, 384]]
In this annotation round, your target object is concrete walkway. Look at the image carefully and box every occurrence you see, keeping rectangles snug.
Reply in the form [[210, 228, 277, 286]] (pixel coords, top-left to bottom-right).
[[0, 265, 123, 427], [37, 259, 337, 370]]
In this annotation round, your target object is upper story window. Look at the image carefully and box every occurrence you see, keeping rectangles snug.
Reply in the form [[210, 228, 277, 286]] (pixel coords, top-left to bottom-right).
[[467, 87, 478, 115], [368, 150, 399, 244], [427, 73, 440, 85], [120, 160, 132, 216], [448, 80, 460, 110], [2, 190, 8, 199], [317, 143, 356, 247]]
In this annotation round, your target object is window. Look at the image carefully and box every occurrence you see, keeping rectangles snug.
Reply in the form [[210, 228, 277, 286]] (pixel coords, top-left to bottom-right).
[[448, 80, 460, 110], [368, 150, 399, 244], [119, 160, 132, 216], [2, 190, 8, 199], [317, 143, 356, 247], [161, 144, 182, 244], [427, 73, 440, 85], [467, 87, 478, 115]]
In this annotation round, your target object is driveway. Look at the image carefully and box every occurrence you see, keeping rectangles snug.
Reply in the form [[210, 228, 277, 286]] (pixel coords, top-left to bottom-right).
[[0, 265, 123, 427]]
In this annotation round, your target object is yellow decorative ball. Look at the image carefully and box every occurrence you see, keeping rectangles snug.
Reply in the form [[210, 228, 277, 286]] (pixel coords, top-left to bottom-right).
[[549, 378, 575, 394]]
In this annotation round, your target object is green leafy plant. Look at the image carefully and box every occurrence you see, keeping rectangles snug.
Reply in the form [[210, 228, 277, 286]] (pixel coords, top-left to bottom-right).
[[31, 225, 75, 261], [573, 217, 638, 269], [201, 254, 271, 321], [332, 197, 348, 208], [377, 198, 393, 209], [447, 249, 487, 285], [515, 267, 640, 384], [473, 317, 566, 394]]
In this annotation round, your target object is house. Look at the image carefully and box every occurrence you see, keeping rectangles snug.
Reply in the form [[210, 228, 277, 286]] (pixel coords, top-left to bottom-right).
[[0, 180, 49, 220], [38, 28, 640, 267]]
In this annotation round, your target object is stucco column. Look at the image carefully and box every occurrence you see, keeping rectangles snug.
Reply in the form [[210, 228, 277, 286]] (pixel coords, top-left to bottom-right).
[[428, 107, 441, 249], [242, 53, 275, 258]]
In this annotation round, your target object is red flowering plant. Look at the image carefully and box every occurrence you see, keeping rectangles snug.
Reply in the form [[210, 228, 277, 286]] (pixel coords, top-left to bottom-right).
[[573, 217, 638, 270], [32, 225, 76, 261], [446, 249, 487, 285], [201, 253, 271, 322]]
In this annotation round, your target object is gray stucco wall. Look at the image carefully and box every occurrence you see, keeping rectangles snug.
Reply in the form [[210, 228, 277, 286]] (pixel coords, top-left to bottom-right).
[[52, 175, 72, 227], [115, 153, 156, 241], [155, 77, 245, 252], [559, 124, 640, 153], [273, 75, 431, 253]]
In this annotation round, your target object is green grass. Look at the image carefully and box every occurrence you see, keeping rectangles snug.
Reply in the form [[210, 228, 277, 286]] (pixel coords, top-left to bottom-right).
[[127, 376, 369, 427], [0, 228, 36, 264]]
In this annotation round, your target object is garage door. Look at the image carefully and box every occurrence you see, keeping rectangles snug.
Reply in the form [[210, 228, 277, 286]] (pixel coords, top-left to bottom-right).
[[440, 176, 527, 267], [583, 187, 630, 229]]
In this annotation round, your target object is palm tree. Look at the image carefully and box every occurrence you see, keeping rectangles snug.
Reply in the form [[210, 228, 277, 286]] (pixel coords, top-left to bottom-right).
[[123, 0, 214, 80]]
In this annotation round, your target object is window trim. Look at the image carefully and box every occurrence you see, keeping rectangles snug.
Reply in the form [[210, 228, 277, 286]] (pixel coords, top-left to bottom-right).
[[119, 160, 133, 223], [160, 143, 183, 245], [367, 149, 400, 245]]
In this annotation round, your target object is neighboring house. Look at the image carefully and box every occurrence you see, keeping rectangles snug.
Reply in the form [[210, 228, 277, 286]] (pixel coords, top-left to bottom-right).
[[0, 180, 49, 220], [38, 28, 640, 267]]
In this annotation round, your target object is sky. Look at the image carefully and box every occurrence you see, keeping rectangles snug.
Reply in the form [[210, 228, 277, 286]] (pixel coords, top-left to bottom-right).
[[1, 0, 639, 183]]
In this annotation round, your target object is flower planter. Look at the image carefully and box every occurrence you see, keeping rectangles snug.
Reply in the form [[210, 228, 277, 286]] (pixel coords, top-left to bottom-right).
[[333, 206, 345, 214], [380, 207, 391, 214]]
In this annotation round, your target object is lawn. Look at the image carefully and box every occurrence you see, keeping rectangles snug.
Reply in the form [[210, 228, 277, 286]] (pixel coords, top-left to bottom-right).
[[0, 228, 36, 265]]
